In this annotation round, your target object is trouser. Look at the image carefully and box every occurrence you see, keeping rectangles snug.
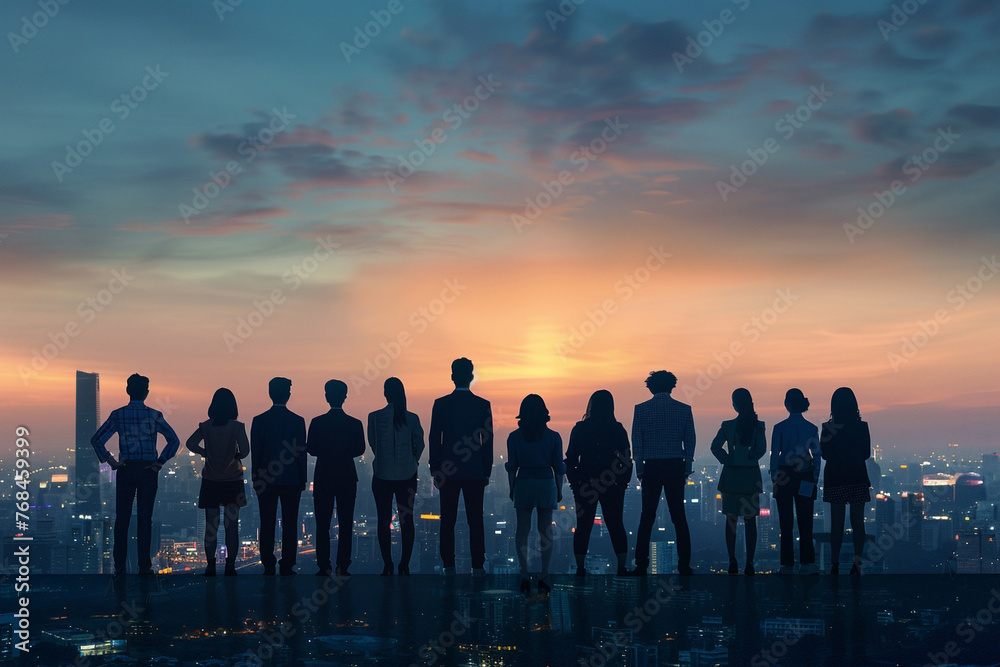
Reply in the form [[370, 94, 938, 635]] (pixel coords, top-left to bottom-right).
[[573, 484, 628, 556], [775, 467, 816, 566], [634, 458, 690, 570], [314, 482, 357, 571], [439, 478, 487, 569], [372, 475, 417, 568], [114, 462, 159, 572], [257, 485, 302, 570]]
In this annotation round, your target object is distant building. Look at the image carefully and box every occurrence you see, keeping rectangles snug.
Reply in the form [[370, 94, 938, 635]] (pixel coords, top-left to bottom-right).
[[954, 473, 986, 508]]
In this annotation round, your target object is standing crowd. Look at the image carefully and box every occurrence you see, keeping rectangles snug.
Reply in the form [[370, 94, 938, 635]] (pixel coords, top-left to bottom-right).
[[91, 363, 872, 587]]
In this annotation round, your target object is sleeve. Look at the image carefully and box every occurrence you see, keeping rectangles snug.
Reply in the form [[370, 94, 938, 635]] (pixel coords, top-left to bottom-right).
[[551, 431, 567, 475], [306, 418, 319, 457], [186, 424, 206, 457], [769, 423, 781, 476], [751, 422, 767, 461], [250, 417, 262, 484], [710, 425, 728, 465], [808, 423, 821, 480], [411, 415, 425, 463], [505, 432, 518, 490], [235, 422, 250, 460], [156, 413, 181, 463], [631, 406, 644, 477], [350, 419, 366, 458], [820, 423, 834, 461], [90, 411, 119, 463], [565, 424, 582, 486], [297, 417, 308, 487], [428, 400, 442, 473], [859, 422, 872, 461], [367, 412, 378, 458], [683, 408, 696, 473], [481, 401, 494, 479]]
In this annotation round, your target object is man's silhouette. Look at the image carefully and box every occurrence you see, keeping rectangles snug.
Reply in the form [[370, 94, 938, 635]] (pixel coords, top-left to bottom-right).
[[307, 379, 365, 577], [631, 370, 696, 576], [251, 377, 307, 575], [429, 357, 494, 575], [91, 373, 180, 576]]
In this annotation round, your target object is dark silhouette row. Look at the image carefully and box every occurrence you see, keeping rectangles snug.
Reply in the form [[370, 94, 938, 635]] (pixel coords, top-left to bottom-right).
[[91, 364, 872, 586]]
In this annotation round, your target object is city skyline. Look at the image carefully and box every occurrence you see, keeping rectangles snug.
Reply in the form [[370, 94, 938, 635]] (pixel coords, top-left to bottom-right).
[[2, 0, 1000, 460]]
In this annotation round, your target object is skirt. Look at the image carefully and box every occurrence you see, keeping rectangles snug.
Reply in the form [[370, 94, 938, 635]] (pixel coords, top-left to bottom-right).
[[513, 478, 558, 510], [198, 479, 248, 509], [824, 483, 870, 505], [722, 492, 760, 517]]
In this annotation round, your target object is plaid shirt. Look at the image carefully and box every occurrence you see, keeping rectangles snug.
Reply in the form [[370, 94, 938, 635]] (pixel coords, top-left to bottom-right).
[[632, 393, 696, 474], [91, 400, 180, 464]]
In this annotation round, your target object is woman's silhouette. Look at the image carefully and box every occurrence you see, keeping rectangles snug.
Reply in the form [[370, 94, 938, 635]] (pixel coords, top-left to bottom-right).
[[710, 388, 766, 576], [186, 388, 249, 577], [565, 390, 631, 577], [821, 387, 871, 576], [367, 377, 424, 576], [506, 394, 565, 593]]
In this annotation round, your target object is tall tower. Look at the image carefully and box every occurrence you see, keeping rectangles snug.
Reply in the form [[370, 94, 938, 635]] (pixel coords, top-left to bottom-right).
[[75, 371, 101, 516]]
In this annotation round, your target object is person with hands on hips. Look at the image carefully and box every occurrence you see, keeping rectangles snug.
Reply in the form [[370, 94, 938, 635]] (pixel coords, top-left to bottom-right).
[[91, 373, 180, 577]]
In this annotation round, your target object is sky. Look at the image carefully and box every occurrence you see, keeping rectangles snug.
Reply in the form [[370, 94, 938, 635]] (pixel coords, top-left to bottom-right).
[[2, 0, 999, 461]]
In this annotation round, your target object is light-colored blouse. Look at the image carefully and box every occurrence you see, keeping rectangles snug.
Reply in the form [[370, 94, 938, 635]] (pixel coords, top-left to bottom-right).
[[186, 419, 249, 482]]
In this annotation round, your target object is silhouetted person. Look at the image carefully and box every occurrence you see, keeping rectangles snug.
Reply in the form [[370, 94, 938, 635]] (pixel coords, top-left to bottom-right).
[[250, 377, 307, 576], [91, 373, 180, 576], [565, 390, 631, 577], [428, 357, 493, 575], [770, 388, 821, 575], [631, 370, 695, 576], [368, 377, 424, 576], [821, 387, 871, 576], [307, 379, 365, 577], [186, 388, 249, 577], [506, 394, 565, 594], [711, 388, 766, 576]]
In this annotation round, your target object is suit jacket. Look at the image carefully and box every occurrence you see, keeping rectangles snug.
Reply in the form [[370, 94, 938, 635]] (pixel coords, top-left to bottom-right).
[[631, 394, 696, 478], [250, 405, 308, 492], [821, 419, 871, 489], [428, 389, 493, 481], [367, 405, 424, 481], [711, 418, 766, 495], [307, 408, 365, 490]]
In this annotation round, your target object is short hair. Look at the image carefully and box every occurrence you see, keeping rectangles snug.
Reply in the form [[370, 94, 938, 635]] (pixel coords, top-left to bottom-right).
[[268, 377, 292, 403], [645, 370, 677, 394], [126, 373, 149, 400], [451, 357, 474, 384], [325, 379, 348, 406], [208, 388, 239, 423]]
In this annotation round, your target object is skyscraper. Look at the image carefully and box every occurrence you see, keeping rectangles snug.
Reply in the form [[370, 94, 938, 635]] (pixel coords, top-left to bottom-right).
[[75, 371, 101, 517]]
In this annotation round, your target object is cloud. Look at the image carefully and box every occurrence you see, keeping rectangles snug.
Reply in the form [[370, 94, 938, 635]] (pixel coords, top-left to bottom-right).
[[851, 109, 916, 147], [946, 103, 1000, 128]]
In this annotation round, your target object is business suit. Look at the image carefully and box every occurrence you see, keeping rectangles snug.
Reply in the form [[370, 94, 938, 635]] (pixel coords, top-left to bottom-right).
[[307, 408, 365, 574], [251, 404, 307, 573], [429, 389, 493, 570], [710, 418, 767, 516]]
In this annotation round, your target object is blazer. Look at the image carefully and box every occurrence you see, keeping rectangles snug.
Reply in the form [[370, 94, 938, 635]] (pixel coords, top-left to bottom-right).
[[565, 418, 631, 489], [367, 405, 424, 481], [769, 413, 821, 480], [307, 408, 365, 489], [250, 405, 308, 491], [631, 393, 696, 476], [821, 419, 871, 489], [711, 418, 766, 495], [186, 419, 249, 482], [505, 428, 566, 486], [428, 389, 493, 481]]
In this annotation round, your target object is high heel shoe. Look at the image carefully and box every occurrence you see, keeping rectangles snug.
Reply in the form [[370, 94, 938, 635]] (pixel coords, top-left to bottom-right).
[[381, 563, 394, 576], [728, 559, 739, 575], [744, 563, 755, 577], [537, 578, 551, 594], [204, 559, 216, 577], [519, 577, 531, 594], [849, 562, 861, 577], [398, 564, 410, 576]]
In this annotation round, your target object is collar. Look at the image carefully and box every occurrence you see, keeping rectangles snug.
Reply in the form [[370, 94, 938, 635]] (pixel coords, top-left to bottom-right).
[[127, 399, 146, 407]]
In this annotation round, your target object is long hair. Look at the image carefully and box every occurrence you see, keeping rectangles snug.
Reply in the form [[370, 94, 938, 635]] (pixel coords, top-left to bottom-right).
[[208, 388, 238, 425], [732, 387, 757, 445], [517, 394, 550, 442], [383, 377, 408, 429], [583, 389, 616, 423], [830, 386, 861, 425]]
